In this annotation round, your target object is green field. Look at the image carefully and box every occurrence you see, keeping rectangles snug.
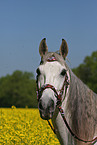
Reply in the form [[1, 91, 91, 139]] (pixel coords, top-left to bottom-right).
[[0, 108, 60, 145]]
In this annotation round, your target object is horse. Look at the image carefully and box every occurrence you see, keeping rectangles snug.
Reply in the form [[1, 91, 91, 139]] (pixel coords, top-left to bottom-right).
[[36, 38, 97, 145]]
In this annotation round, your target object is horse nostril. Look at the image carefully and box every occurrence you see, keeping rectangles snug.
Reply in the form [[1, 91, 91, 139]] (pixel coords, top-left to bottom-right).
[[38, 99, 55, 113], [48, 100, 55, 112], [50, 100, 54, 107], [39, 101, 44, 111]]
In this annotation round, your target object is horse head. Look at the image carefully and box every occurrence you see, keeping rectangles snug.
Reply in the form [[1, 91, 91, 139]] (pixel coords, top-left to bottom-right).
[[36, 38, 69, 120]]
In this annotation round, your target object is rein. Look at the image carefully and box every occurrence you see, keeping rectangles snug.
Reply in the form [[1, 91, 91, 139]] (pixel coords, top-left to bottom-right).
[[57, 106, 97, 144], [47, 101, 97, 144], [36, 57, 97, 144]]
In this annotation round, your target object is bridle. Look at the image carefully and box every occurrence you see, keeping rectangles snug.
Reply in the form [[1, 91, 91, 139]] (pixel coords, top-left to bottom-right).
[[36, 73, 69, 106], [36, 56, 97, 144]]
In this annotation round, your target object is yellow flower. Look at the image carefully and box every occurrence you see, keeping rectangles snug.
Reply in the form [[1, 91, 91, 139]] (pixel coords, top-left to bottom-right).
[[11, 105, 16, 109], [0, 108, 60, 145]]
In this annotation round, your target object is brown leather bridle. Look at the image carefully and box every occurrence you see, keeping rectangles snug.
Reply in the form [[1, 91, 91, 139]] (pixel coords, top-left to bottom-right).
[[36, 57, 97, 144], [36, 73, 69, 106]]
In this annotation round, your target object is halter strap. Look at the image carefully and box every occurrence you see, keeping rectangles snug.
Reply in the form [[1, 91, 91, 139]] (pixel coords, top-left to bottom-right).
[[47, 56, 57, 62]]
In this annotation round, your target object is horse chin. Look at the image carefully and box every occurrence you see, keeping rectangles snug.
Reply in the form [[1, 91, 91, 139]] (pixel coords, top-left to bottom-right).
[[39, 111, 54, 120]]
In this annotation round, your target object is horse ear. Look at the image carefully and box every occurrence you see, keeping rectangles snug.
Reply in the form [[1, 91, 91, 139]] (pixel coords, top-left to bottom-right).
[[60, 39, 68, 58], [39, 38, 48, 57]]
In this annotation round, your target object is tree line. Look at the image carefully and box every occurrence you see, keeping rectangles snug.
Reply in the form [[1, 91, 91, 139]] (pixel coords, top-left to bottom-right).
[[0, 51, 97, 108], [72, 51, 97, 94], [0, 71, 37, 108]]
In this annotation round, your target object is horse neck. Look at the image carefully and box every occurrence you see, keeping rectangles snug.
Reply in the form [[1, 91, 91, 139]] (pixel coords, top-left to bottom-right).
[[66, 70, 96, 140], [52, 70, 97, 144]]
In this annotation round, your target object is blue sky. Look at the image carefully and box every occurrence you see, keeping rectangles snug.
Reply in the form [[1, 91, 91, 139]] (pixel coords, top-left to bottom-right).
[[0, 0, 97, 78]]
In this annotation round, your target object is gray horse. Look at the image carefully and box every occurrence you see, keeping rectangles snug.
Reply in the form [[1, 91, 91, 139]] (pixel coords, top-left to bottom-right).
[[36, 38, 97, 145]]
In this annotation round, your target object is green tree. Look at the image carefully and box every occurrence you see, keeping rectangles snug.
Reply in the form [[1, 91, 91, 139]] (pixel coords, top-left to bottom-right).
[[0, 70, 37, 108], [72, 51, 97, 93]]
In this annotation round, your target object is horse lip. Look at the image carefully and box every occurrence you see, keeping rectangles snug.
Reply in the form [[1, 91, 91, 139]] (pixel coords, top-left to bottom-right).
[[39, 111, 54, 120]]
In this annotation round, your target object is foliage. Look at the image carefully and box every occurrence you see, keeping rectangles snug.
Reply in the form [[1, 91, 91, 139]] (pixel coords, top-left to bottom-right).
[[0, 108, 60, 145], [0, 70, 37, 108], [72, 51, 97, 93]]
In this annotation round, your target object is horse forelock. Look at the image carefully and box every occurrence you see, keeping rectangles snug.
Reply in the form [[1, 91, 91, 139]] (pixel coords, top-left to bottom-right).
[[40, 52, 69, 70]]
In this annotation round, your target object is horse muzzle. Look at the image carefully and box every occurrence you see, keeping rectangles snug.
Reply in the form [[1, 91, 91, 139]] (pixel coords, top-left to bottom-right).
[[38, 99, 55, 120]]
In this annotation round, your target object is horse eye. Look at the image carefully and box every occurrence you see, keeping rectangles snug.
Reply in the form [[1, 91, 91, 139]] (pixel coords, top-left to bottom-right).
[[36, 68, 41, 76], [60, 69, 66, 76]]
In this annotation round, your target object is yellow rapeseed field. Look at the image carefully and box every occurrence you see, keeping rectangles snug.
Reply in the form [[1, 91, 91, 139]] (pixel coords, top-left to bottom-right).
[[0, 108, 60, 145]]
